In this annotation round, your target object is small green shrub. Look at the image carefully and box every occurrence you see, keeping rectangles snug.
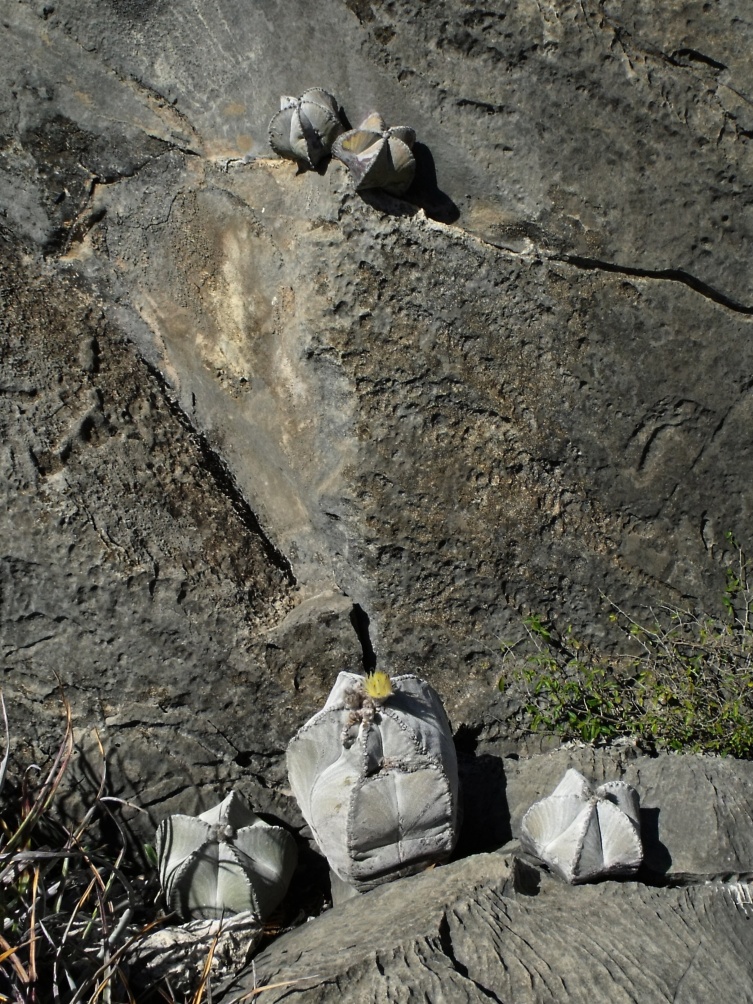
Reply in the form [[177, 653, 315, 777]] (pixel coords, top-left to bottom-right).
[[499, 536, 753, 758]]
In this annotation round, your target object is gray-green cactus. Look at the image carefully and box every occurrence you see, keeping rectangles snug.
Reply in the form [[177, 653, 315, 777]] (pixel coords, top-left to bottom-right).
[[287, 671, 459, 899], [520, 768, 643, 883], [268, 88, 343, 168], [332, 113, 416, 195], [156, 790, 297, 921]]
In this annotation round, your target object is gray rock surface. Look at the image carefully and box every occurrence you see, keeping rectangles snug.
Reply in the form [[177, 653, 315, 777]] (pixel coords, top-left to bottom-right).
[[2, 0, 753, 911], [220, 746, 753, 1000], [221, 849, 753, 1003], [503, 746, 753, 879], [4, 1, 753, 997], [216, 744, 753, 1001]]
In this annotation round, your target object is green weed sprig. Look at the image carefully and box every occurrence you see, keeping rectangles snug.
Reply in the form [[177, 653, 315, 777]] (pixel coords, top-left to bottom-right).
[[499, 537, 753, 757]]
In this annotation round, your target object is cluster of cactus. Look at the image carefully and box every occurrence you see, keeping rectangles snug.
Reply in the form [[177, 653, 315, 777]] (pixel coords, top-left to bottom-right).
[[268, 87, 416, 196], [156, 669, 460, 920], [155, 671, 645, 928]]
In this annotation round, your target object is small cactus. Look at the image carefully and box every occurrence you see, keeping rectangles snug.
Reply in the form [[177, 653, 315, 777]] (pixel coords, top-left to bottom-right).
[[332, 113, 416, 195], [520, 768, 643, 883], [156, 790, 297, 921], [268, 88, 343, 168], [287, 671, 459, 899]]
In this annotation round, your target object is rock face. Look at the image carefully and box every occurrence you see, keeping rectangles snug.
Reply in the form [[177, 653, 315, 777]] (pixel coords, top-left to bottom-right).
[[2, 0, 753, 940], [222, 748, 753, 1002], [222, 851, 753, 1004]]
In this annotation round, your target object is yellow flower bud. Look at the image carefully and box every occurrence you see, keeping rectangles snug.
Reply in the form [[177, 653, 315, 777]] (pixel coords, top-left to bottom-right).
[[363, 671, 393, 701]]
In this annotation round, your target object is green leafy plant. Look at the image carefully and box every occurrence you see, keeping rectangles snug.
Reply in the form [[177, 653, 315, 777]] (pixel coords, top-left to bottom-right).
[[499, 536, 753, 758]]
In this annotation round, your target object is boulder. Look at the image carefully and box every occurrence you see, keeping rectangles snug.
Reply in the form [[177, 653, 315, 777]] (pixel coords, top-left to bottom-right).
[[221, 849, 753, 1003], [4, 2, 753, 995], [2, 0, 753, 855]]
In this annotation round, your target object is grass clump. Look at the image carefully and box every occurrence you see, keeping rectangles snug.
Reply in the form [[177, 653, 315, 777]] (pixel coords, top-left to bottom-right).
[[499, 537, 753, 758], [0, 694, 166, 1004]]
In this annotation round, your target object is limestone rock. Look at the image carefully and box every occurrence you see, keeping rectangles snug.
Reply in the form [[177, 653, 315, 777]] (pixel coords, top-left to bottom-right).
[[220, 746, 753, 1001], [220, 851, 753, 1003], [3, 0, 753, 854], [127, 912, 262, 999]]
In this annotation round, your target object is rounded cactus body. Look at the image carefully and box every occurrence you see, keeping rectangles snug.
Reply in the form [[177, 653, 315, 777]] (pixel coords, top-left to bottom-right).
[[520, 768, 643, 884], [156, 790, 297, 921], [287, 672, 459, 895], [268, 88, 343, 168], [332, 113, 416, 196]]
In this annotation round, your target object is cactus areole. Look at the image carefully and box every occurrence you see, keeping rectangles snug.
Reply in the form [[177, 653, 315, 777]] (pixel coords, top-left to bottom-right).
[[287, 672, 460, 895]]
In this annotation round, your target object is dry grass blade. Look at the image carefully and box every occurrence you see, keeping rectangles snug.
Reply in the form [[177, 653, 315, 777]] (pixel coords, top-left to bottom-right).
[[70, 730, 108, 846], [28, 866, 40, 987], [190, 927, 220, 1004], [1, 692, 313, 1004], [0, 695, 169, 1004], [223, 975, 324, 1002], [65, 918, 169, 1004], [0, 692, 10, 796], [3, 699, 74, 858], [0, 933, 30, 984]]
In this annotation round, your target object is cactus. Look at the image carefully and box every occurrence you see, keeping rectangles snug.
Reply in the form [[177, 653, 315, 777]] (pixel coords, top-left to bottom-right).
[[156, 790, 297, 921], [268, 88, 343, 168], [332, 113, 416, 195], [287, 671, 459, 899], [520, 768, 643, 883]]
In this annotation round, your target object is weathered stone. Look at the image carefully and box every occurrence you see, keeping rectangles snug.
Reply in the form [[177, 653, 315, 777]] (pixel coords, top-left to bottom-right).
[[0, 225, 297, 824], [220, 745, 753, 1000], [46, 148, 753, 733], [2, 0, 753, 880], [220, 850, 753, 1003]]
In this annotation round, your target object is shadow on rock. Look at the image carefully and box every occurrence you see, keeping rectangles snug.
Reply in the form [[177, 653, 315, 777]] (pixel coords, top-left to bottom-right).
[[407, 142, 460, 222], [453, 742, 513, 859], [261, 835, 331, 946], [349, 602, 377, 671], [638, 806, 673, 879]]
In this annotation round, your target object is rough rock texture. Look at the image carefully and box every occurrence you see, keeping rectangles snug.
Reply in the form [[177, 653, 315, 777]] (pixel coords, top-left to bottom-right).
[[2, 0, 753, 864], [221, 850, 753, 1003], [504, 746, 753, 879], [0, 227, 296, 823], [219, 745, 753, 1000], [4, 1, 753, 996], [231, 745, 753, 999]]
